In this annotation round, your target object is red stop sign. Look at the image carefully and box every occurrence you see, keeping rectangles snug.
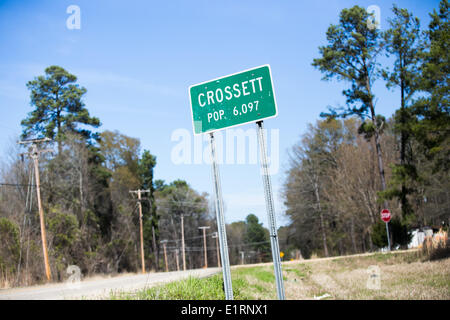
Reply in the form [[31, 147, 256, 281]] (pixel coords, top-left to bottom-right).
[[381, 209, 391, 223]]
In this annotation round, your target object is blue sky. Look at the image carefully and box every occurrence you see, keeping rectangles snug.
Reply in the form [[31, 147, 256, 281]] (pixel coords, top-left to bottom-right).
[[0, 0, 440, 227]]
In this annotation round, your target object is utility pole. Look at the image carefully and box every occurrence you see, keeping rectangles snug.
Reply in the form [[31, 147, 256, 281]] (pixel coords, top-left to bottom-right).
[[212, 232, 220, 268], [175, 249, 180, 271], [151, 225, 159, 272], [198, 226, 210, 268], [240, 251, 245, 265], [18, 138, 52, 281], [181, 214, 186, 271], [161, 240, 169, 272], [129, 189, 150, 274]]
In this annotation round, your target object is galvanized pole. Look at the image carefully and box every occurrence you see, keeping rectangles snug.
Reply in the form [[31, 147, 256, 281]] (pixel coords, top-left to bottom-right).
[[386, 222, 391, 252], [256, 121, 286, 300], [209, 132, 233, 300]]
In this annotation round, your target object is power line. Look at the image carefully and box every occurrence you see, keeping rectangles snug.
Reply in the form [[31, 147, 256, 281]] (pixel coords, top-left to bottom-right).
[[155, 199, 209, 210], [164, 240, 271, 251], [161, 232, 217, 243], [0, 183, 37, 187]]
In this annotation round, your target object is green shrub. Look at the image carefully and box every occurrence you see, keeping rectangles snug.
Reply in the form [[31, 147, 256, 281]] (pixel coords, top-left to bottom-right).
[[0, 218, 20, 274]]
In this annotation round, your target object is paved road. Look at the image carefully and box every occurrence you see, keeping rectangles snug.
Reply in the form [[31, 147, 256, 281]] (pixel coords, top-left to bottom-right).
[[0, 267, 221, 300]]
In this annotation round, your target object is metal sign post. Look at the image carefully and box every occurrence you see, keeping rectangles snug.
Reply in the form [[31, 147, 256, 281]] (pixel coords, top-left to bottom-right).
[[256, 120, 286, 300], [386, 222, 391, 252], [381, 209, 391, 251], [209, 132, 233, 300]]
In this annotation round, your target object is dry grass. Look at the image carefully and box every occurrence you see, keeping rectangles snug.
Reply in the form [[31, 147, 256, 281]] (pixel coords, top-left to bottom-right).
[[107, 250, 449, 300], [280, 252, 450, 300]]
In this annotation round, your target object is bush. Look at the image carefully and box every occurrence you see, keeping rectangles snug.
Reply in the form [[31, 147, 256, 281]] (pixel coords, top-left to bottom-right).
[[420, 239, 450, 261], [47, 208, 80, 252], [371, 217, 412, 249], [0, 218, 20, 275]]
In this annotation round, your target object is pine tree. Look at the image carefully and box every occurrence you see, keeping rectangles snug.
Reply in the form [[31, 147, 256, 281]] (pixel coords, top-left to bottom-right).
[[312, 6, 388, 206], [21, 66, 101, 154], [381, 5, 423, 220], [412, 0, 449, 172], [244, 214, 270, 260]]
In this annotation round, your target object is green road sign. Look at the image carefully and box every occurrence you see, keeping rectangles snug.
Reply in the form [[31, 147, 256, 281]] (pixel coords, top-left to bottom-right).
[[189, 65, 278, 135]]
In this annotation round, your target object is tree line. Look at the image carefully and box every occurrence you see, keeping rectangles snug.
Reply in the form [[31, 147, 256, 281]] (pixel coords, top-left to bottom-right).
[[280, 2, 449, 258]]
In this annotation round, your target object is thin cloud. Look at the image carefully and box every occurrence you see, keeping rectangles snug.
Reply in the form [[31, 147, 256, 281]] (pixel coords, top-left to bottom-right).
[[75, 69, 182, 98]]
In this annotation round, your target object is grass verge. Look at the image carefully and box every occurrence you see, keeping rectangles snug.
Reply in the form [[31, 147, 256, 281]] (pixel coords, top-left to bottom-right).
[[108, 250, 450, 300]]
